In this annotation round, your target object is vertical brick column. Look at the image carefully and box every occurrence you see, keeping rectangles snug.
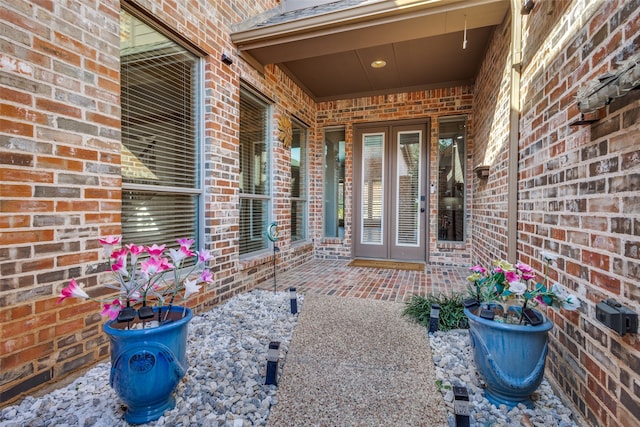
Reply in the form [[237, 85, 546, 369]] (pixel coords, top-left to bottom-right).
[[0, 0, 121, 403]]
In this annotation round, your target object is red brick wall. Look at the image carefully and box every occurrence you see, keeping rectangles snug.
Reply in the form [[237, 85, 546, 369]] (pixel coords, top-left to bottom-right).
[[316, 90, 475, 265], [0, 0, 319, 404], [470, 11, 512, 266], [474, 1, 640, 425], [0, 0, 122, 403]]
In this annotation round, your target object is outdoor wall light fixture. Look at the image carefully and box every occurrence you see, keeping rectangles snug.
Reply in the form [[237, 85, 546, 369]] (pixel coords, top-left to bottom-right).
[[265, 341, 281, 385], [370, 60, 386, 69], [221, 53, 233, 65], [474, 165, 490, 179], [596, 299, 638, 336]]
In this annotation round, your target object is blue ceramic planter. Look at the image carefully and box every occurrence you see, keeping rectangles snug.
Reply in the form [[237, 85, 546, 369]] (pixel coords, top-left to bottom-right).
[[464, 306, 552, 408], [103, 306, 193, 424]]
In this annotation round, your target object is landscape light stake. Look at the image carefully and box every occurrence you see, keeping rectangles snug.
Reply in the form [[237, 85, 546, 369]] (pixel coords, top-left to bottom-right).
[[453, 386, 471, 427], [265, 341, 281, 385], [429, 303, 440, 333], [290, 287, 298, 314]]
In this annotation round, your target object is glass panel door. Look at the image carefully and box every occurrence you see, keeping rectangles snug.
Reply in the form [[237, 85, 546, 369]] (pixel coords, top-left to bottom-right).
[[395, 132, 421, 246], [390, 127, 426, 260], [354, 122, 428, 261]]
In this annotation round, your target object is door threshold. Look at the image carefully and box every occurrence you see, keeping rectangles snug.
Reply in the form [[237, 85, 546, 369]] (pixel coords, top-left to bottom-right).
[[348, 259, 425, 271]]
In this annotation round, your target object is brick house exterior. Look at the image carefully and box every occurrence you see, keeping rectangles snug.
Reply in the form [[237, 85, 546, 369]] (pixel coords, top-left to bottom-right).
[[1, 1, 639, 426]]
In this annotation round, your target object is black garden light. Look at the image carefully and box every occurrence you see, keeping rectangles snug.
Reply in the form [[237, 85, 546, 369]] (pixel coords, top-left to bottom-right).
[[265, 341, 281, 385], [453, 386, 471, 427], [289, 287, 298, 314], [429, 303, 440, 333]]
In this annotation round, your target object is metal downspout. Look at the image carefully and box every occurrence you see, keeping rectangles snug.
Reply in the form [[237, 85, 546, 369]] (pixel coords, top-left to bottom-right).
[[508, 1, 522, 263]]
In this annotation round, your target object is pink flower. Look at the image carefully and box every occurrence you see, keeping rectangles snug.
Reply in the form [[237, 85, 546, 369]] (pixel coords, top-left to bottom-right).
[[179, 245, 194, 258], [99, 236, 121, 257], [534, 295, 547, 305], [469, 265, 486, 273], [126, 244, 145, 255], [58, 279, 89, 303], [200, 269, 213, 283], [146, 244, 166, 258], [99, 236, 121, 246], [504, 271, 519, 284], [177, 238, 195, 248], [111, 252, 129, 277], [521, 272, 536, 281], [197, 249, 212, 263], [101, 299, 122, 320], [170, 246, 194, 264], [515, 262, 533, 273], [141, 257, 173, 275]]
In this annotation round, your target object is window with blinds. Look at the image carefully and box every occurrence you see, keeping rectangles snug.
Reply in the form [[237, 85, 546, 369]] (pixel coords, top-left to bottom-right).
[[239, 87, 270, 255], [120, 9, 201, 249], [290, 122, 307, 242]]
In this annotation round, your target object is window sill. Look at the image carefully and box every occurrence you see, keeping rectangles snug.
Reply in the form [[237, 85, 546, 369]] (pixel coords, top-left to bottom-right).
[[320, 237, 343, 244], [437, 241, 467, 250], [239, 250, 274, 270]]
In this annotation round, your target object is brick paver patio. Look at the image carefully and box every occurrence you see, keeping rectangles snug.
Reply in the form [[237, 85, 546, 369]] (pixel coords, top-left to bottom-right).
[[258, 259, 470, 302]]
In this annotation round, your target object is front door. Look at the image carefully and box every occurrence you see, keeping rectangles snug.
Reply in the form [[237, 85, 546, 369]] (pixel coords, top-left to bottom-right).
[[353, 121, 428, 261]]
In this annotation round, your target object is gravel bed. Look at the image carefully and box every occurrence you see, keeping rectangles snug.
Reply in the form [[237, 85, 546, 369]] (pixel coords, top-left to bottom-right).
[[2, 293, 581, 427], [429, 329, 579, 427], [0, 290, 301, 427]]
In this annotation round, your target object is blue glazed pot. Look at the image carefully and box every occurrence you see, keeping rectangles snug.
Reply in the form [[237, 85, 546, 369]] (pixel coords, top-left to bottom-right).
[[103, 306, 193, 424], [464, 306, 553, 408]]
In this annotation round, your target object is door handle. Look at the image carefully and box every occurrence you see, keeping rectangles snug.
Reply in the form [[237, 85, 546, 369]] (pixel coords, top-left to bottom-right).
[[420, 208, 425, 213]]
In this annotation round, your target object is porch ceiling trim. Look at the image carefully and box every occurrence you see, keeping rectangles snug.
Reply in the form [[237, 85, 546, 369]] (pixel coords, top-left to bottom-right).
[[231, 0, 510, 101]]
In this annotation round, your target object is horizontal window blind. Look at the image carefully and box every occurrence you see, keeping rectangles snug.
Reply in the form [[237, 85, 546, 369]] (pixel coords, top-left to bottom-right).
[[122, 191, 198, 248], [239, 87, 270, 255], [120, 9, 201, 249]]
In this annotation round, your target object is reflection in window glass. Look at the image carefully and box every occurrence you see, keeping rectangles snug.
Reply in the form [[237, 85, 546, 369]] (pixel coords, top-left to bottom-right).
[[323, 128, 345, 238], [437, 117, 466, 242], [291, 121, 307, 242]]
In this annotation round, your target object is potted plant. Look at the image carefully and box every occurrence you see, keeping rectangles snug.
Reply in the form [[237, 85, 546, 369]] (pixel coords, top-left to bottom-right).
[[58, 236, 213, 424], [464, 252, 580, 408]]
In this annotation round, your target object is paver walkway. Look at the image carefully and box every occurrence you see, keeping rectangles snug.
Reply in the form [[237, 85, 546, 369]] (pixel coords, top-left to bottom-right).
[[259, 260, 469, 426], [266, 294, 448, 426]]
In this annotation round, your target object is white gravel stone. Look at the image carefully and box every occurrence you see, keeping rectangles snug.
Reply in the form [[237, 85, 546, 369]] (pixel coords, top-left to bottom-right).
[[429, 329, 581, 427], [0, 290, 301, 427]]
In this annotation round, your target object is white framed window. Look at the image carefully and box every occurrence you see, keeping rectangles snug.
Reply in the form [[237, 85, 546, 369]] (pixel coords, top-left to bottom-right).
[[239, 86, 270, 255], [120, 8, 203, 248], [290, 120, 308, 242]]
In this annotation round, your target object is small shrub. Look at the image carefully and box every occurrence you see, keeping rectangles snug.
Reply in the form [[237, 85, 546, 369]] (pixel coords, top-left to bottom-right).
[[402, 293, 469, 331]]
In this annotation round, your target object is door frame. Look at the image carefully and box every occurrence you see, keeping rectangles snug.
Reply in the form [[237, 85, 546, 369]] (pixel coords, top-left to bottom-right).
[[352, 118, 430, 261]]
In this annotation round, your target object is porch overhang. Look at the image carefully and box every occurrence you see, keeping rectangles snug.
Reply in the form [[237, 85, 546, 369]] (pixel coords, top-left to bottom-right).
[[231, 0, 510, 101]]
